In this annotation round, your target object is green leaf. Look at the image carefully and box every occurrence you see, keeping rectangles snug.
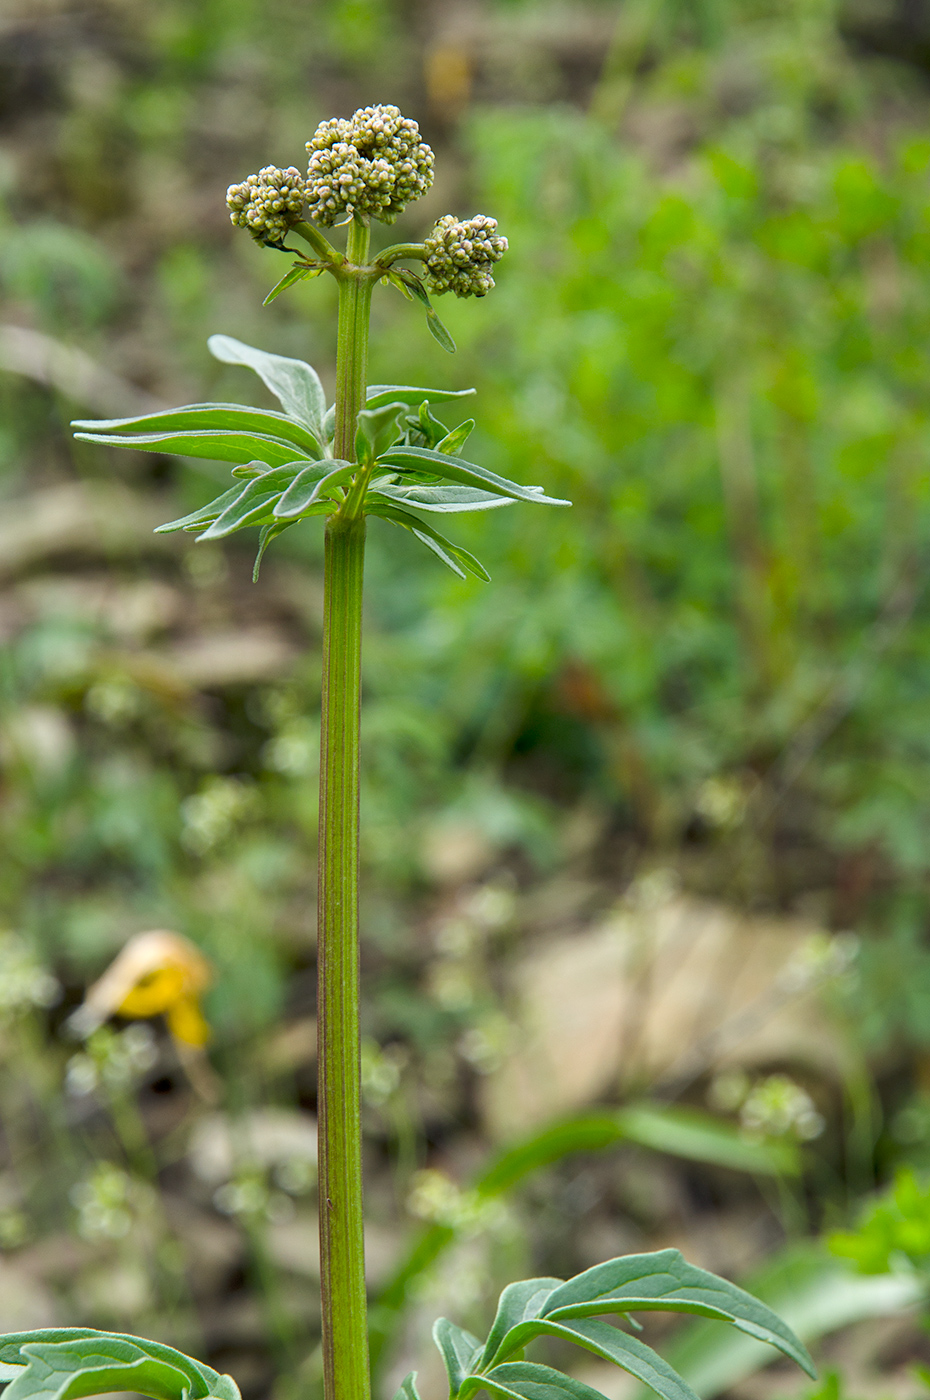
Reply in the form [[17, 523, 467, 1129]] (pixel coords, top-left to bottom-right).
[[263, 265, 319, 306], [426, 307, 456, 353], [73, 429, 315, 472], [655, 1244, 918, 1400], [155, 484, 250, 534], [0, 1331, 239, 1400], [252, 521, 297, 581], [485, 1317, 701, 1400], [208, 334, 326, 440], [273, 460, 351, 518], [460, 1361, 610, 1400], [432, 1319, 483, 1397], [392, 1373, 422, 1400], [321, 385, 475, 441], [613, 1106, 799, 1177], [377, 446, 571, 507], [542, 1250, 815, 1379], [367, 502, 490, 581], [437, 420, 475, 455], [367, 484, 515, 514], [479, 1280, 564, 1370], [197, 465, 306, 540], [71, 404, 323, 459], [355, 404, 404, 464]]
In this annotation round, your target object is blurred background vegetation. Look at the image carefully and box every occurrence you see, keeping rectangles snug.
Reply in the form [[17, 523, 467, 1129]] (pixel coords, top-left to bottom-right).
[[6, 0, 930, 1396]]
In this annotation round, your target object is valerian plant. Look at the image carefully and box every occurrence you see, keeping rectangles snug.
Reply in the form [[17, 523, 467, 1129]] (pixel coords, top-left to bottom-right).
[[0, 106, 816, 1400]]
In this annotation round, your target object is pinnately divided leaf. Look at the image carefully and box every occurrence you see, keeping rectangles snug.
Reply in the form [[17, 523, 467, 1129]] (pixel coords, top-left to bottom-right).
[[208, 334, 326, 441], [432, 1319, 483, 1397], [377, 446, 571, 507], [478, 1279, 564, 1370], [0, 1330, 240, 1400], [541, 1250, 815, 1379], [484, 1317, 700, 1400]]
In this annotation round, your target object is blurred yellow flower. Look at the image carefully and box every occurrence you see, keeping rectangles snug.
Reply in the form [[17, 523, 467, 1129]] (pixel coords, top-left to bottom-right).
[[73, 930, 213, 1047]]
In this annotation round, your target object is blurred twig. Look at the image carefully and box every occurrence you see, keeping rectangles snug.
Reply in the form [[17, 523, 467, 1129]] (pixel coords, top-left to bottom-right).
[[0, 323, 163, 417]]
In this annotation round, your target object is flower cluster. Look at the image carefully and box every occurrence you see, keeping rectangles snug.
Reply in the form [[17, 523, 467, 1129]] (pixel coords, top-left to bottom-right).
[[226, 165, 306, 246], [305, 104, 434, 226], [423, 214, 508, 298]]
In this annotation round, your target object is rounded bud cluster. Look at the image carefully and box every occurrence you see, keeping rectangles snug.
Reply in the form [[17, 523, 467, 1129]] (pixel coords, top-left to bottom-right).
[[305, 104, 434, 226], [226, 166, 306, 246], [423, 214, 508, 298]]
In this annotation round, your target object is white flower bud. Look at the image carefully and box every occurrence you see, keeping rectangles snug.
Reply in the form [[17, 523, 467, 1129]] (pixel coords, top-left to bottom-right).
[[226, 166, 306, 246]]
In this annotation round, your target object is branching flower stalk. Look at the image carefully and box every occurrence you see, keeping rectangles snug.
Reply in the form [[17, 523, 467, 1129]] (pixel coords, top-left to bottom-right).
[[0, 104, 815, 1400]]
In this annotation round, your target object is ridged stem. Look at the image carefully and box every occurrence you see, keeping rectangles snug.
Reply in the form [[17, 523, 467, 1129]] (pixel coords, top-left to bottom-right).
[[317, 212, 372, 1400]]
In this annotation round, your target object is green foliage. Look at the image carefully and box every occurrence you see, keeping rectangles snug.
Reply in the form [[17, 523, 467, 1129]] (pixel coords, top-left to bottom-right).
[[830, 1168, 930, 1275], [393, 1250, 813, 1400], [0, 1331, 240, 1400], [73, 334, 569, 580]]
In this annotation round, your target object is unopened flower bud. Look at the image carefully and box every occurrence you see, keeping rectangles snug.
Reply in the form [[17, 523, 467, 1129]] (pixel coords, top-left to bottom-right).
[[423, 214, 508, 298], [306, 104, 434, 226], [226, 166, 306, 246]]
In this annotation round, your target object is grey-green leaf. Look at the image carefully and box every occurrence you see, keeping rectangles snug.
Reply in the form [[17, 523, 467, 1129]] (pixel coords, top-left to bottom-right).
[[460, 1361, 611, 1400], [367, 484, 514, 514], [155, 485, 250, 534], [273, 460, 351, 518], [393, 1372, 423, 1400], [486, 1317, 700, 1400], [71, 404, 323, 459], [377, 446, 571, 507], [542, 1250, 815, 1379], [252, 521, 296, 581], [208, 334, 326, 440], [263, 265, 318, 306], [0, 1331, 239, 1400], [426, 308, 456, 354], [321, 385, 475, 442], [436, 420, 475, 455], [432, 1319, 483, 1397], [367, 503, 489, 581], [355, 404, 404, 464], [197, 465, 304, 540], [74, 429, 315, 472], [479, 1279, 564, 1370]]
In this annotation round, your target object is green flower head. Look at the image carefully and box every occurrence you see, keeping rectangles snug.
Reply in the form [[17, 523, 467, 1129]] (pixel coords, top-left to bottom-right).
[[305, 104, 434, 226], [423, 214, 508, 298], [226, 166, 306, 247]]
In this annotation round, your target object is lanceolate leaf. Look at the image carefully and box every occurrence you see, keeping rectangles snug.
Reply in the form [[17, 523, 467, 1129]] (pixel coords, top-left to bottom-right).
[[437, 420, 475, 455], [253, 521, 297, 581], [262, 264, 319, 306], [367, 484, 515, 514], [484, 1317, 701, 1400], [155, 485, 250, 534], [196, 465, 306, 539], [426, 307, 456, 354], [208, 334, 326, 441], [0, 1330, 240, 1400], [392, 1373, 423, 1400], [460, 1361, 611, 1400], [321, 385, 475, 440], [274, 461, 356, 517], [478, 1280, 563, 1370], [274, 460, 351, 517], [432, 1319, 483, 1396], [377, 446, 571, 507], [367, 502, 490, 581], [541, 1251, 815, 1379], [71, 405, 323, 459], [73, 429, 315, 472]]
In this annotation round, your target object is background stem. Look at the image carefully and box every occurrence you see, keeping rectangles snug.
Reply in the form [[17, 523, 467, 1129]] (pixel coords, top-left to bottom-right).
[[318, 212, 372, 1400]]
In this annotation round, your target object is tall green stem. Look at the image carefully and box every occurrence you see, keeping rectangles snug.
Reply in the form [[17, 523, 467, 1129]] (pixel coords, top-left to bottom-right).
[[318, 214, 373, 1400]]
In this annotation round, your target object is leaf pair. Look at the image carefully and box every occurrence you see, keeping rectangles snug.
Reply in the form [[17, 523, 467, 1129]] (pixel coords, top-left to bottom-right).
[[0, 1329, 240, 1400], [401, 1249, 815, 1400]]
